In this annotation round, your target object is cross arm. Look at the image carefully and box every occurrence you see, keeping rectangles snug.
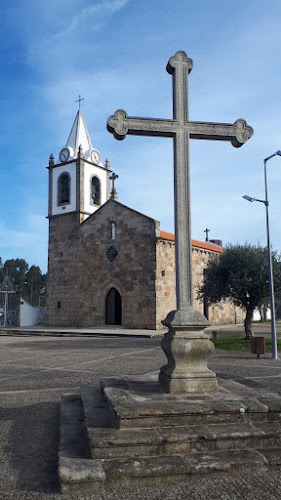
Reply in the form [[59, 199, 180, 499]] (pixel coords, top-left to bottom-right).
[[107, 110, 254, 147], [107, 109, 175, 140], [188, 118, 254, 148]]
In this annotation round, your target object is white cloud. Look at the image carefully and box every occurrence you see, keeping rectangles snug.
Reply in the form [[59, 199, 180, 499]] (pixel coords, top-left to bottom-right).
[[53, 0, 130, 40], [31, 0, 130, 51]]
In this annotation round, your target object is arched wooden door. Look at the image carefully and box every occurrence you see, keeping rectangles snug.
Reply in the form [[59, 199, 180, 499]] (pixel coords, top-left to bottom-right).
[[106, 288, 122, 325]]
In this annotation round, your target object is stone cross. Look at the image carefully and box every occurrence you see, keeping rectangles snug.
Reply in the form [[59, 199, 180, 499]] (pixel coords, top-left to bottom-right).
[[204, 228, 210, 241], [110, 172, 119, 200], [107, 50, 253, 328]]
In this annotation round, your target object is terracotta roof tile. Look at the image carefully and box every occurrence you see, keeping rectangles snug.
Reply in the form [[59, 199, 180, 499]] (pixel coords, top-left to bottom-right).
[[159, 230, 224, 253]]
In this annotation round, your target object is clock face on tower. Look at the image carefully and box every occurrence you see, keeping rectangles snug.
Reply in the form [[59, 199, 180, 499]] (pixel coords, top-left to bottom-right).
[[59, 148, 70, 163], [91, 149, 101, 164]]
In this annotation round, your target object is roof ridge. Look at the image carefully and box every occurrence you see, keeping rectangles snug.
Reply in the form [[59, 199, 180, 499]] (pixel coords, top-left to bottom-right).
[[159, 230, 224, 253]]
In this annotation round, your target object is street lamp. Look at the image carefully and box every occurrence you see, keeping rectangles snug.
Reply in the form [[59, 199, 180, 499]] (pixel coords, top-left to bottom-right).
[[243, 150, 281, 360]]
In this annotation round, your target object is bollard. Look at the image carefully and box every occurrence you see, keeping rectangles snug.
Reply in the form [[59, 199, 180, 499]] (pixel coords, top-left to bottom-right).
[[251, 337, 265, 359]]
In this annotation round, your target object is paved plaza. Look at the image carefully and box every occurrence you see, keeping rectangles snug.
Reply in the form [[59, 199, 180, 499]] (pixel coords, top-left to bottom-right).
[[1, 331, 281, 499]]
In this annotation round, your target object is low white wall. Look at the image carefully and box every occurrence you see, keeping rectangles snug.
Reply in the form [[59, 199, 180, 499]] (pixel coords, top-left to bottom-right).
[[19, 298, 45, 327], [253, 306, 271, 322]]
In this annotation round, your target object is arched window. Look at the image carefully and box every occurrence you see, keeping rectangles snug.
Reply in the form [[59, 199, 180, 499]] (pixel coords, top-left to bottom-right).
[[91, 176, 101, 205], [111, 221, 116, 240], [58, 173, 70, 205]]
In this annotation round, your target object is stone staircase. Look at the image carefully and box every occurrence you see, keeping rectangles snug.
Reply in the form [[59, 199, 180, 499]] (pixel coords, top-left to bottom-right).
[[58, 375, 281, 494]]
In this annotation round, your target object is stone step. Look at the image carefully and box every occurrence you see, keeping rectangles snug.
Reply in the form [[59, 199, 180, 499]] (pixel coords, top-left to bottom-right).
[[88, 422, 281, 460], [89, 428, 163, 459], [101, 377, 281, 429], [59, 448, 276, 494], [159, 422, 281, 455], [58, 389, 281, 494]]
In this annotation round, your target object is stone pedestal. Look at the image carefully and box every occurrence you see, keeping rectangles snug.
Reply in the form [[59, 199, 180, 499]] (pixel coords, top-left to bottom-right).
[[58, 374, 281, 494], [159, 307, 218, 394]]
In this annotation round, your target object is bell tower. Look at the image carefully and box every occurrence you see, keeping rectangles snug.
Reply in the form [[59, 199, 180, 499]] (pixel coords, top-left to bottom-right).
[[47, 108, 110, 227], [46, 106, 111, 325]]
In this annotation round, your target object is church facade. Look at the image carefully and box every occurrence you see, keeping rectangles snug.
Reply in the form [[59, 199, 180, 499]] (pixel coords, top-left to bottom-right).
[[46, 111, 244, 329]]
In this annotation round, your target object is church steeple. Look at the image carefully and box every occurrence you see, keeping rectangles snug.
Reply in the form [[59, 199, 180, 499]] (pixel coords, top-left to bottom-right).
[[48, 109, 110, 221]]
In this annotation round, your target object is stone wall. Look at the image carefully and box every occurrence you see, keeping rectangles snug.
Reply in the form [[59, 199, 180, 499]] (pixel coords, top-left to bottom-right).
[[156, 238, 244, 329], [46, 212, 81, 325], [156, 238, 176, 327], [46, 200, 158, 329]]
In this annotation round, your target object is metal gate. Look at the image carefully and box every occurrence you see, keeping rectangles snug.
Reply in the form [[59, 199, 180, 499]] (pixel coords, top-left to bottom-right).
[[0, 285, 17, 327]]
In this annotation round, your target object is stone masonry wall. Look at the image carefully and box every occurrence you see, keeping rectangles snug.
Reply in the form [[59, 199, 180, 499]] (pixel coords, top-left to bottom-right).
[[46, 200, 158, 329], [46, 212, 81, 326], [156, 238, 244, 329]]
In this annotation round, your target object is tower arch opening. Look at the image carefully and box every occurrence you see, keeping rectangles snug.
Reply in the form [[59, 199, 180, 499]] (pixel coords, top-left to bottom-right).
[[91, 176, 101, 205], [58, 172, 71, 205]]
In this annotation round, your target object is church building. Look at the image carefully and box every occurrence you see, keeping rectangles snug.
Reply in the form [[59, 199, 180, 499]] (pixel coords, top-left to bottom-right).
[[45, 110, 244, 329]]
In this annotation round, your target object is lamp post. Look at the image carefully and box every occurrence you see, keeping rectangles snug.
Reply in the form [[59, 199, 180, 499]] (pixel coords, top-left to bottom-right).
[[242, 149, 281, 360]]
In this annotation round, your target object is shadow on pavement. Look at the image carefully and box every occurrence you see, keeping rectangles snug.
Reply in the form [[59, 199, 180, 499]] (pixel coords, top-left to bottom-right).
[[1, 401, 61, 494]]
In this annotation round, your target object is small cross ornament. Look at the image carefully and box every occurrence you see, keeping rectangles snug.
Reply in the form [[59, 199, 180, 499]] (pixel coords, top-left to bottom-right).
[[204, 228, 210, 241], [76, 95, 84, 110], [110, 172, 119, 200]]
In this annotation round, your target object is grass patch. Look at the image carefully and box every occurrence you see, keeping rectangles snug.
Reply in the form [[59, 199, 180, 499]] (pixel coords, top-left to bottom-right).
[[212, 338, 281, 352], [211, 330, 245, 340]]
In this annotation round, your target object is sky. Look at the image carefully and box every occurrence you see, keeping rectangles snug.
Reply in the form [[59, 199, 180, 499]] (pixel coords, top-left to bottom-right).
[[1, 0, 281, 273]]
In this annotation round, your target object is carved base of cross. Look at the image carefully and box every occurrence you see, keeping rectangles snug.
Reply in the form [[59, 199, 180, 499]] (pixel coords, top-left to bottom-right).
[[159, 308, 218, 394]]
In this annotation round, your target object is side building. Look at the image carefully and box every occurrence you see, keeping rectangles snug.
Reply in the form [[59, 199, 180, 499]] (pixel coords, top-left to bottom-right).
[[46, 111, 244, 329]]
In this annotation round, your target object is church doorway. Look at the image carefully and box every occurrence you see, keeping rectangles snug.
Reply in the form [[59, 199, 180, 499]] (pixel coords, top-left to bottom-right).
[[106, 288, 122, 325]]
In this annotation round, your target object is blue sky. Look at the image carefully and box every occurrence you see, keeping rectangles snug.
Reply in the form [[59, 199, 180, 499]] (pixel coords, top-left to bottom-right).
[[1, 0, 281, 273]]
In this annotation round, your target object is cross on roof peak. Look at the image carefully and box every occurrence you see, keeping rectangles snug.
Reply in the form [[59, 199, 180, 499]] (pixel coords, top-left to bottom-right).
[[76, 95, 84, 110], [110, 172, 119, 200], [204, 228, 210, 241]]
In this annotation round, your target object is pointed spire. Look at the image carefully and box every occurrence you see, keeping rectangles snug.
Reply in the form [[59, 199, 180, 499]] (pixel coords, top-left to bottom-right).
[[58, 109, 103, 165], [65, 109, 93, 158]]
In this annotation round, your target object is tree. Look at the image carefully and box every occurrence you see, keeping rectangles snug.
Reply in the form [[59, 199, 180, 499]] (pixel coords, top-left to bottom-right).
[[198, 243, 281, 338], [25, 266, 46, 306], [3, 259, 29, 294], [1, 258, 46, 306]]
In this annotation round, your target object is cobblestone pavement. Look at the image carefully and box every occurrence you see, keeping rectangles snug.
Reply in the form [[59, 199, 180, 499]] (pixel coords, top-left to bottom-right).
[[1, 334, 281, 499]]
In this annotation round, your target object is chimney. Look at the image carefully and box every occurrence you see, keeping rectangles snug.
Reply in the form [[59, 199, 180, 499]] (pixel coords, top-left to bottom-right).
[[210, 239, 223, 247]]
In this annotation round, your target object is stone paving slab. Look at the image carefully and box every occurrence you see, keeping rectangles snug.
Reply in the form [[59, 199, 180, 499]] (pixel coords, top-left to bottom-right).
[[0, 325, 167, 338], [1, 334, 281, 498]]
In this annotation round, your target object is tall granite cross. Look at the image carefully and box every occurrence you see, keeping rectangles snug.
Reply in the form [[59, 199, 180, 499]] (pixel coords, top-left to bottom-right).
[[107, 51, 253, 393]]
